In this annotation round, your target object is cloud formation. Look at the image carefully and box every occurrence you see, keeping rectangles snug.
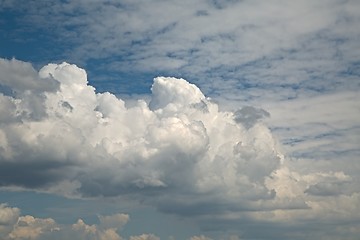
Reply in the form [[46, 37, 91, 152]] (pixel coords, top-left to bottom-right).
[[0, 58, 281, 201], [0, 58, 360, 239], [0, 202, 159, 240]]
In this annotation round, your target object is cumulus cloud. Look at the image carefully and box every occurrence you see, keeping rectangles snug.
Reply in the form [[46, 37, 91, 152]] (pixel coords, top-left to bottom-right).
[[0, 58, 281, 200], [70, 218, 124, 240], [0, 58, 59, 93], [0, 58, 360, 239], [0, 204, 58, 240], [0, 203, 151, 240], [8, 215, 57, 240], [0, 204, 20, 238]]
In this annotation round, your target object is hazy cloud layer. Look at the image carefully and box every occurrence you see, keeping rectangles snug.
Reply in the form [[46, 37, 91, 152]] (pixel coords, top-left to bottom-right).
[[0, 58, 359, 239]]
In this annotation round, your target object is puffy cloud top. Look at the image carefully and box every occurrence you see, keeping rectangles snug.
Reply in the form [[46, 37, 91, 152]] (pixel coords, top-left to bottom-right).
[[149, 77, 205, 111]]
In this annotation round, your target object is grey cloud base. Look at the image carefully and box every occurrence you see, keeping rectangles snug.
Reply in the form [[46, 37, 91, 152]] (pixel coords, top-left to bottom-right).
[[0, 58, 360, 239]]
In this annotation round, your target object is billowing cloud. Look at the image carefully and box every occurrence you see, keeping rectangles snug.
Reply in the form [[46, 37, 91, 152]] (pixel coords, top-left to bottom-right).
[[0, 58, 360, 239], [0, 58, 282, 201]]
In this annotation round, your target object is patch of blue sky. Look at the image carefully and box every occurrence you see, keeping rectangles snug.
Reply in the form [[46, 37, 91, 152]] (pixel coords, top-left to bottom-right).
[[82, 58, 155, 95], [0, 10, 68, 69]]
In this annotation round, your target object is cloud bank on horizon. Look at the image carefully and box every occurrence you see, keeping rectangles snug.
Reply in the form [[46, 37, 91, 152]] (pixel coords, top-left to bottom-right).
[[0, 58, 359, 239]]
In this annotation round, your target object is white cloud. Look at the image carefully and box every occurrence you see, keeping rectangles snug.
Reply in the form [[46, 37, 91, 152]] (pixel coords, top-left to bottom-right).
[[0, 58, 59, 93], [0, 204, 20, 238], [8, 215, 57, 240], [0, 57, 279, 197], [0, 58, 359, 238]]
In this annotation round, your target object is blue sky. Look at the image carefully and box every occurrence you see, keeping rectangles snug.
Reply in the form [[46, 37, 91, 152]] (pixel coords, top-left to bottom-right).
[[0, 0, 359, 239]]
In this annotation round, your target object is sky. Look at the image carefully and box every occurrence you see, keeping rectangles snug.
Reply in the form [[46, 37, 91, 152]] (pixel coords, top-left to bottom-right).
[[0, 0, 359, 239]]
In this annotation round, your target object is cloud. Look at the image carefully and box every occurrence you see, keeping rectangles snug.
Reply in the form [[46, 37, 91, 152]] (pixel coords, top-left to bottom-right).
[[0, 204, 20, 238], [0, 58, 283, 202], [0, 58, 59, 93], [233, 106, 270, 129], [98, 213, 129, 230], [260, 90, 360, 166], [0, 203, 160, 240], [129, 234, 160, 240], [189, 236, 212, 240], [0, 58, 360, 239], [70, 218, 124, 240], [8, 215, 57, 240]]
